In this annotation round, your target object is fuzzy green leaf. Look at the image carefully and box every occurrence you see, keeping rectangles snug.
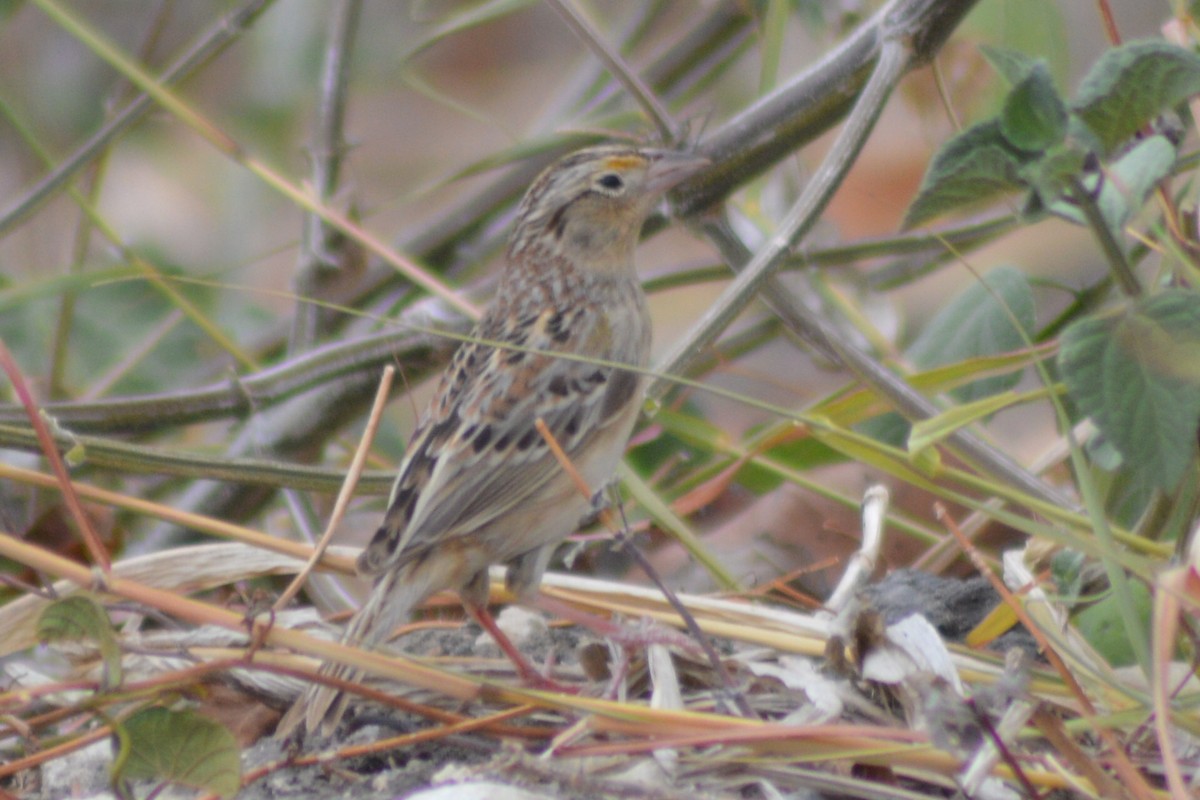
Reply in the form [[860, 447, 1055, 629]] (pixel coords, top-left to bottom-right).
[[113, 707, 241, 799], [903, 120, 1030, 228], [907, 391, 1021, 454], [865, 267, 1035, 449], [1048, 135, 1176, 231], [1000, 62, 1067, 152], [908, 265, 1035, 403], [979, 44, 1039, 86], [1059, 290, 1200, 490], [1019, 142, 1087, 204], [1073, 40, 1200, 155], [1072, 581, 1151, 667], [37, 594, 122, 687]]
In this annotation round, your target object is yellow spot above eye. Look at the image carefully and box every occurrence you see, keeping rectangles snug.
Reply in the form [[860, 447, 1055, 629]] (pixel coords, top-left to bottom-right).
[[601, 155, 644, 171]]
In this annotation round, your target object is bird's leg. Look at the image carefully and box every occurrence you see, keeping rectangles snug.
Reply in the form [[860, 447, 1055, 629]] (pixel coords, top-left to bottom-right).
[[461, 566, 576, 692], [529, 592, 701, 654], [576, 478, 617, 528], [462, 600, 576, 692]]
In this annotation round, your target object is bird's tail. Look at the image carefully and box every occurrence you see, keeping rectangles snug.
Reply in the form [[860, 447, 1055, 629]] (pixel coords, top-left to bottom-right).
[[277, 566, 422, 737]]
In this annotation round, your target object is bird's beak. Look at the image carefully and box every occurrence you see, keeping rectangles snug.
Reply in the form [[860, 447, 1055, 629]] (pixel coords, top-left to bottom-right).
[[643, 150, 710, 194]]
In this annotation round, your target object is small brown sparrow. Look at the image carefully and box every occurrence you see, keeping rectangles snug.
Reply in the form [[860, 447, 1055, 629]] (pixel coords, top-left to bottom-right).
[[285, 145, 707, 734]]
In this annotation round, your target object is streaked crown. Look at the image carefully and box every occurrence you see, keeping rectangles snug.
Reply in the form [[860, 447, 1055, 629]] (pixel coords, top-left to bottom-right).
[[508, 145, 707, 272]]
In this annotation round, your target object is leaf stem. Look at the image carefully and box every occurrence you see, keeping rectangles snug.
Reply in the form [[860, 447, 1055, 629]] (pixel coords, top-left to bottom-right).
[[1067, 175, 1142, 297]]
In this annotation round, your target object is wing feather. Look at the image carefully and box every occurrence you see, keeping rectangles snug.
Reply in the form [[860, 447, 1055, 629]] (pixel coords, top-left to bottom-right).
[[357, 291, 646, 577]]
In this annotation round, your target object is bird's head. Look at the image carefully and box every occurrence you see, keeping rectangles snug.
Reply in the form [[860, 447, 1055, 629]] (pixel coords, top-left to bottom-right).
[[510, 145, 708, 274]]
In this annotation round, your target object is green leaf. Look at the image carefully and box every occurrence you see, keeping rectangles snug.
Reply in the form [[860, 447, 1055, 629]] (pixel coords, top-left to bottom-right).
[[1084, 432, 1124, 471], [1048, 135, 1176, 231], [907, 391, 1022, 454], [1094, 135, 1176, 232], [1072, 580, 1151, 667], [1059, 289, 1200, 491], [0, 267, 224, 396], [0, 1, 24, 23], [979, 44, 1040, 86], [1018, 142, 1087, 204], [864, 267, 1034, 448], [113, 707, 241, 799], [38, 594, 122, 687], [758, 0, 787, 94], [903, 120, 1031, 228], [908, 265, 1036, 403], [1099, 465, 1156, 529], [964, 0, 1070, 116], [737, 435, 844, 494], [1049, 549, 1088, 604], [1073, 40, 1200, 155], [1000, 62, 1067, 153], [856, 410, 911, 449]]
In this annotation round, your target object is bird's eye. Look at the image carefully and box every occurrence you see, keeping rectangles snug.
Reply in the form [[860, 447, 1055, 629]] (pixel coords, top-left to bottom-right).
[[596, 173, 625, 192]]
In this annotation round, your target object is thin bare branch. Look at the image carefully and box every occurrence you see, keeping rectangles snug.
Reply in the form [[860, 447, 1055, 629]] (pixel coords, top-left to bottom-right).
[[291, 0, 365, 350], [275, 365, 393, 611], [546, 0, 677, 142], [649, 34, 914, 402], [0, 326, 448, 433], [672, 0, 980, 216], [0, 0, 276, 238]]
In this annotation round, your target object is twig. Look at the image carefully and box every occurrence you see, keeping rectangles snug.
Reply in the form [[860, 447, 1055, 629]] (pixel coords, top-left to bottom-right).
[[273, 365, 394, 612], [609, 499, 756, 719], [672, 0, 980, 216], [290, 0, 363, 350], [547, 0, 678, 143], [648, 33, 913, 405], [0, 426, 395, 496], [0, 325, 445, 433], [695, 221, 1077, 511], [823, 485, 888, 614], [1094, 0, 1123, 46], [0, 0, 276, 237], [965, 695, 1042, 800], [0, 341, 110, 573], [935, 504, 1156, 800]]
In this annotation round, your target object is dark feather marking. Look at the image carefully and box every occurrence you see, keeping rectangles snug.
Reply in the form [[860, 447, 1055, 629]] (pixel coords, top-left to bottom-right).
[[390, 486, 415, 516], [357, 525, 392, 573], [516, 427, 539, 451], [427, 411, 461, 443], [547, 375, 569, 396], [548, 205, 569, 239], [600, 368, 638, 421], [473, 426, 493, 452]]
